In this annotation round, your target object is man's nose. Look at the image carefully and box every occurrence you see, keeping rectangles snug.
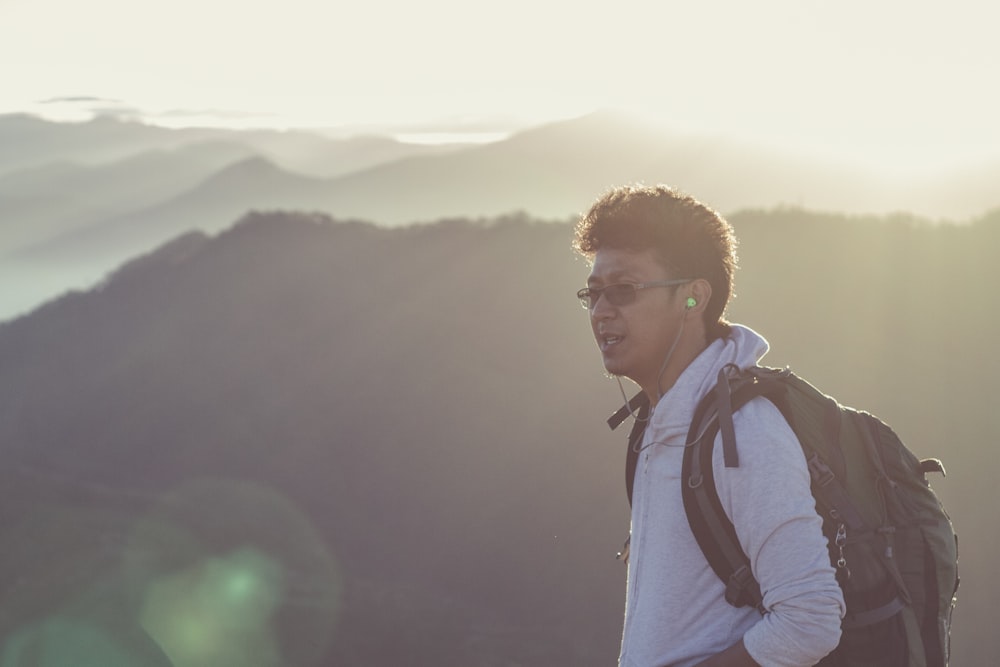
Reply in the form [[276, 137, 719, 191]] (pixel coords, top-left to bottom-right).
[[590, 293, 616, 319]]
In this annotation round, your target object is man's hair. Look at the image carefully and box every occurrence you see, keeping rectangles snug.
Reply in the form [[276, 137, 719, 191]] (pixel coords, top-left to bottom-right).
[[573, 184, 738, 339]]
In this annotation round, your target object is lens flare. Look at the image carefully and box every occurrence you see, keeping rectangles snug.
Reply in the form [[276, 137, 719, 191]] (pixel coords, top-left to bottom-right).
[[124, 477, 342, 666]]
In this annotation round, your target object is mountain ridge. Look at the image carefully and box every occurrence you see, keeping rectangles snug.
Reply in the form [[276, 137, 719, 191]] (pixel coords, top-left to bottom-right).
[[4, 110, 1000, 322]]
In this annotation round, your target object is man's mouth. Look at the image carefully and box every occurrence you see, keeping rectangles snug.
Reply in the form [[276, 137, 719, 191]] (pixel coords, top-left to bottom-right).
[[600, 334, 623, 349]]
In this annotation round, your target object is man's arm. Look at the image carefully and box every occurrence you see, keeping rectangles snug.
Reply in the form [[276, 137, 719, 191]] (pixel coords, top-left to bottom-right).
[[718, 400, 845, 665], [693, 638, 760, 667]]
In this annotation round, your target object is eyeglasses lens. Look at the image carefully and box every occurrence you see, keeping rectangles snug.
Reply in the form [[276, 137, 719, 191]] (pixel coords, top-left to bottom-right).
[[579, 284, 639, 309], [604, 284, 636, 306]]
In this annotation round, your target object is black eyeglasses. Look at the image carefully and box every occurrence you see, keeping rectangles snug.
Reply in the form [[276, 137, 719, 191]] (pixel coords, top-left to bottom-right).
[[576, 279, 693, 309]]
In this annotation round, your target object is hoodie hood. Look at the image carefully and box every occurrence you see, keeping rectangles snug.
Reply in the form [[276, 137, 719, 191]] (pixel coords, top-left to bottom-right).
[[642, 323, 770, 442]]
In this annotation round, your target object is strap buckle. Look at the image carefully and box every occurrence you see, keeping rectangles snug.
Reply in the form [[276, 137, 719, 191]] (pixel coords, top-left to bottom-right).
[[724, 565, 758, 607], [806, 452, 836, 487]]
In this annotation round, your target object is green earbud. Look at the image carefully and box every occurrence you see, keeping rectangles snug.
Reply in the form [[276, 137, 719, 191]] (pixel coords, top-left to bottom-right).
[[686, 297, 697, 309]]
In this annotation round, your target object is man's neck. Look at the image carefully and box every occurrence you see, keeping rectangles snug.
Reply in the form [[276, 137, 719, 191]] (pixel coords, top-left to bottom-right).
[[642, 332, 710, 404]]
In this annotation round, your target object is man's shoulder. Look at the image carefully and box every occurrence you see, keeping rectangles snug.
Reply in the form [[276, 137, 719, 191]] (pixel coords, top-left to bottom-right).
[[723, 395, 803, 461]]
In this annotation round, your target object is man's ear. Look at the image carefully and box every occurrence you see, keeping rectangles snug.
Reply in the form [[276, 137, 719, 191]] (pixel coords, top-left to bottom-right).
[[684, 279, 712, 314]]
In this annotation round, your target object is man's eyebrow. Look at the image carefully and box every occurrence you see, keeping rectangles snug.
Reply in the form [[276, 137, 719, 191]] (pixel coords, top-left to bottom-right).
[[588, 270, 633, 286]]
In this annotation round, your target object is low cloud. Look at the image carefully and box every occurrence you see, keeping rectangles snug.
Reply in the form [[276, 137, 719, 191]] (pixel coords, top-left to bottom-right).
[[31, 96, 143, 123], [157, 108, 277, 120], [37, 96, 124, 105]]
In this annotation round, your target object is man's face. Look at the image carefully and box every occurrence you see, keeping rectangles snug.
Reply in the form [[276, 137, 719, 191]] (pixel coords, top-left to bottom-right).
[[586, 247, 686, 394]]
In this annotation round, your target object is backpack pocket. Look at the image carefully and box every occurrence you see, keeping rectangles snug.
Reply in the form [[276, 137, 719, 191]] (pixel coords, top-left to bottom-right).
[[833, 580, 909, 666]]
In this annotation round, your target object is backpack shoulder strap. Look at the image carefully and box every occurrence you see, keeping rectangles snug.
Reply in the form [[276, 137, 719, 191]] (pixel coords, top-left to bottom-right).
[[680, 365, 787, 611], [608, 391, 650, 507]]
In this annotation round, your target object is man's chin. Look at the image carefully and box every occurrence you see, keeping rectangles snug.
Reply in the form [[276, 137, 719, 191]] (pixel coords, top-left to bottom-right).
[[602, 359, 629, 380], [602, 361, 643, 389]]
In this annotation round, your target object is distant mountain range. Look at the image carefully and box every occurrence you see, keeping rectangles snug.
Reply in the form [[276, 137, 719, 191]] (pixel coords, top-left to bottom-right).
[[2, 111, 999, 322], [0, 113, 458, 180], [0, 210, 994, 665]]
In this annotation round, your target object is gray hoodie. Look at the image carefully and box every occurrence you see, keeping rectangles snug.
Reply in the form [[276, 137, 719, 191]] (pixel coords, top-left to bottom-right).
[[619, 324, 845, 667]]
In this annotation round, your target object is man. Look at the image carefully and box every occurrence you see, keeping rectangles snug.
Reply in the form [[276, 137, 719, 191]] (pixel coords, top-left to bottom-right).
[[573, 185, 845, 667]]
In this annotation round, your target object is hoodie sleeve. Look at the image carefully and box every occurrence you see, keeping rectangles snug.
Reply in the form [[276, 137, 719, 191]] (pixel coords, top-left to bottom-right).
[[713, 397, 846, 667]]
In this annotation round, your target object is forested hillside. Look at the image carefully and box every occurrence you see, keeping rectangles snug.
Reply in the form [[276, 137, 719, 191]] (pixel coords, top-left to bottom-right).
[[0, 208, 994, 665]]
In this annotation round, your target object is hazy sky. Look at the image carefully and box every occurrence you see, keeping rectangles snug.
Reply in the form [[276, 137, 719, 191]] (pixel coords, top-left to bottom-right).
[[2, 0, 998, 171]]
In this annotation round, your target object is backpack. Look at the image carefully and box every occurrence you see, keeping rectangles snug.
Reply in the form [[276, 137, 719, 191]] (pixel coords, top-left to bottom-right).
[[609, 364, 959, 667]]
